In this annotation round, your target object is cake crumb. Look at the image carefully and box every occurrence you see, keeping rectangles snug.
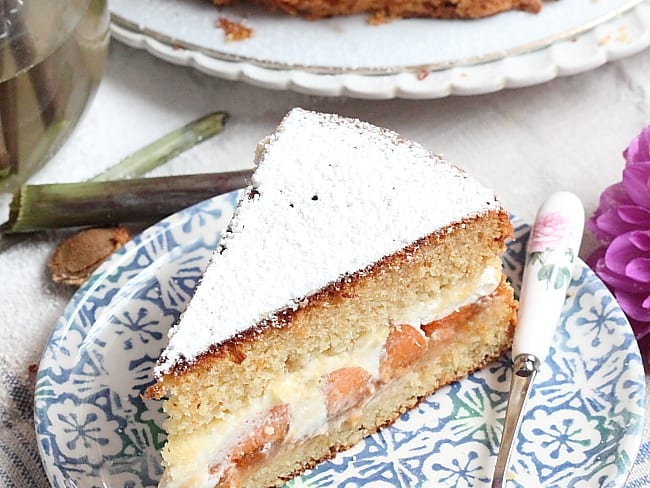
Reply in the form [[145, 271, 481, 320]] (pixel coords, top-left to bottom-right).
[[367, 11, 393, 25], [615, 27, 630, 44], [217, 17, 253, 41]]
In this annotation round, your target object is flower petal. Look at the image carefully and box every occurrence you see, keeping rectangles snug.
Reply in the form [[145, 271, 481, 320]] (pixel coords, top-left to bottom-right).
[[604, 232, 645, 275], [617, 205, 650, 230], [587, 183, 631, 241], [598, 182, 632, 209], [615, 290, 650, 322], [593, 255, 649, 293], [593, 208, 639, 241], [625, 257, 650, 283], [624, 126, 650, 164], [623, 163, 650, 208], [630, 230, 650, 252]]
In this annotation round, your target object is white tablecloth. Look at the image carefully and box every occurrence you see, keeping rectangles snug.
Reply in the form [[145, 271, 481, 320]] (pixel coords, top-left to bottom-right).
[[1, 37, 649, 486]]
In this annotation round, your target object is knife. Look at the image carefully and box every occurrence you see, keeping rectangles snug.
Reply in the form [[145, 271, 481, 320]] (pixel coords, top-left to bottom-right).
[[491, 191, 584, 488]]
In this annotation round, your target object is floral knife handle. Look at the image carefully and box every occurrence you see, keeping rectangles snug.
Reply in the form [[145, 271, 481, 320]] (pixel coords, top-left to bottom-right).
[[513, 191, 585, 360], [491, 191, 584, 488]]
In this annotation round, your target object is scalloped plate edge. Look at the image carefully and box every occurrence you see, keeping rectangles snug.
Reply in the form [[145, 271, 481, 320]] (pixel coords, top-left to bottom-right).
[[109, 2, 650, 99]]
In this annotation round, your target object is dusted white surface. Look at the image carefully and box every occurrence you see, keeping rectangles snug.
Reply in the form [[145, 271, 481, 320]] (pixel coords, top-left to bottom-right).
[[110, 1, 650, 98], [1, 24, 650, 485], [161, 108, 501, 371]]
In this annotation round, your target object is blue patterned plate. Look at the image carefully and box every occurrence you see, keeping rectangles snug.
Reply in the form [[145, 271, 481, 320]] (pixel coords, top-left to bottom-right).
[[35, 190, 645, 488]]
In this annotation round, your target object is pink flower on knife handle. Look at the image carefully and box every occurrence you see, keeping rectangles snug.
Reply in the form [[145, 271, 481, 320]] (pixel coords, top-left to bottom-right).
[[526, 211, 579, 290], [528, 212, 578, 253]]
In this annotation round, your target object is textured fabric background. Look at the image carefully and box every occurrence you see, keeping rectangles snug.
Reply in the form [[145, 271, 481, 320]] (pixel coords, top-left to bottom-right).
[[0, 359, 49, 487]]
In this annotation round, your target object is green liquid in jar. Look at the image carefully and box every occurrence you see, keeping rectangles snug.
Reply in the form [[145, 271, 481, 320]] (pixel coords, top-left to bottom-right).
[[0, 0, 109, 192]]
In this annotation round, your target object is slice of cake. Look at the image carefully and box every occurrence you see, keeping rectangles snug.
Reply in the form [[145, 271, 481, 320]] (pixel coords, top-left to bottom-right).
[[210, 0, 543, 20], [147, 108, 517, 488]]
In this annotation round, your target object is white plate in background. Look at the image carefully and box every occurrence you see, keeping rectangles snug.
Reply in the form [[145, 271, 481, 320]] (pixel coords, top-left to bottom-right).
[[109, 0, 650, 98]]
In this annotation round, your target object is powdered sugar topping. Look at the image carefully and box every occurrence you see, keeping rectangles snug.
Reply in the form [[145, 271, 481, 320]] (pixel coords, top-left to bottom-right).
[[157, 108, 501, 374]]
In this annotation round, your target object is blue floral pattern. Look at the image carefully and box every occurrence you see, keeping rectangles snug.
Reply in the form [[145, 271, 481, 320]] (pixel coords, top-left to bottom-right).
[[34, 191, 645, 487]]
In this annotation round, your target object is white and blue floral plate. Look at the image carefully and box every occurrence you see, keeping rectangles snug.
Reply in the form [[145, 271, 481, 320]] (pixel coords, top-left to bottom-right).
[[34, 190, 646, 488]]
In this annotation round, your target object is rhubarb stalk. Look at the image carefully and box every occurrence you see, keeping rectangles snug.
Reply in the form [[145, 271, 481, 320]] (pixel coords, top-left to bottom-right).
[[1, 170, 251, 234]]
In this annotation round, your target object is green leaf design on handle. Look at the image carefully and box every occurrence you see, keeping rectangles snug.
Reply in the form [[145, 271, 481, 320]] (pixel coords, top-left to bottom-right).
[[528, 251, 543, 266], [554, 267, 571, 290], [538, 264, 554, 282]]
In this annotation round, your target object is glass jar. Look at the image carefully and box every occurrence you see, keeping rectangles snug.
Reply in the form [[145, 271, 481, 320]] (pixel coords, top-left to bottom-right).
[[0, 0, 109, 192]]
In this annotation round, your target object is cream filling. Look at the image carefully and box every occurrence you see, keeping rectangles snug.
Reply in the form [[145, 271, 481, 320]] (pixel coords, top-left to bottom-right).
[[270, 329, 386, 442], [389, 258, 502, 327], [163, 261, 503, 488], [163, 333, 388, 487]]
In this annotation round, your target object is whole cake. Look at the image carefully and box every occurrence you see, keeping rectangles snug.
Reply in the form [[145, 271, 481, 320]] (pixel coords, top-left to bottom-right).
[[210, 0, 542, 19], [147, 108, 517, 488]]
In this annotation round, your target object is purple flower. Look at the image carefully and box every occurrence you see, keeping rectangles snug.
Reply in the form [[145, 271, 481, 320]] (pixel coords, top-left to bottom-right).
[[587, 126, 650, 366]]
